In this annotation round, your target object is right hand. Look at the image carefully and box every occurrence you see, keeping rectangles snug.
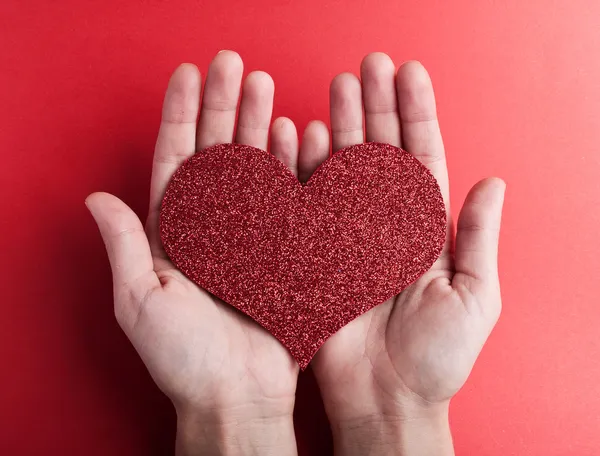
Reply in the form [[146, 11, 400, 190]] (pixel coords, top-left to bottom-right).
[[306, 53, 506, 456]]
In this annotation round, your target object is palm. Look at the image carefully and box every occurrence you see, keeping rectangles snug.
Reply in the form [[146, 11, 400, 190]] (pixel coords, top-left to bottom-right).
[[307, 54, 505, 420], [129, 255, 297, 408], [388, 276, 483, 403]]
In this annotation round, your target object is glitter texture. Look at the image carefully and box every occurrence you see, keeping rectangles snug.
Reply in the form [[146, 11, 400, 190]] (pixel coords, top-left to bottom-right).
[[160, 143, 446, 369]]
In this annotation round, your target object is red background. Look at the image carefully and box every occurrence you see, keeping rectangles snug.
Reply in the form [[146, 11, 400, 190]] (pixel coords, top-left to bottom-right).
[[2, 1, 600, 454]]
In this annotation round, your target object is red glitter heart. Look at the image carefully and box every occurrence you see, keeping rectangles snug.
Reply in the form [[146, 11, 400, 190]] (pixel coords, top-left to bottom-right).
[[160, 143, 446, 369]]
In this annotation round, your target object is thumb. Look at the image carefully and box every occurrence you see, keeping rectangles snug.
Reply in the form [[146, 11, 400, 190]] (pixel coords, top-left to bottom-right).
[[86, 192, 159, 330], [453, 177, 506, 298]]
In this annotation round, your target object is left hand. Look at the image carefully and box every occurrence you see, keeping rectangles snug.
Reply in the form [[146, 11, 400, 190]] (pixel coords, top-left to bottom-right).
[[86, 51, 330, 456]]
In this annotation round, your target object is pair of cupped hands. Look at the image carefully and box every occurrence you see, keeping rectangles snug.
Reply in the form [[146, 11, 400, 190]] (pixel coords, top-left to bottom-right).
[[86, 51, 505, 456]]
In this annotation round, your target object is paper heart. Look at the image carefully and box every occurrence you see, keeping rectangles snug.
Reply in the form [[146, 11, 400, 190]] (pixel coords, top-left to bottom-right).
[[160, 143, 446, 369]]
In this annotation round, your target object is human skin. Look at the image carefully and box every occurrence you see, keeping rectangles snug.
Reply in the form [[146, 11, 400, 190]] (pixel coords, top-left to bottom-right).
[[86, 50, 330, 456], [307, 53, 506, 456], [86, 50, 505, 456]]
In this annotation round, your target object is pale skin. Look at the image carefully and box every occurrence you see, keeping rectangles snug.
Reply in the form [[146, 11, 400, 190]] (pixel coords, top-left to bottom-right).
[[87, 50, 505, 456]]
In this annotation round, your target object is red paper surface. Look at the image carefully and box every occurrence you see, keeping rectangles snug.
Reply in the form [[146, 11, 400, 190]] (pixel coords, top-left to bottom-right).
[[160, 143, 445, 368], [2, 1, 600, 455]]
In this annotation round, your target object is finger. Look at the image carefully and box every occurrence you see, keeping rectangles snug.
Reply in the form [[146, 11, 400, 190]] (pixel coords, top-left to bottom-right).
[[330, 73, 364, 152], [298, 120, 330, 182], [86, 192, 160, 331], [235, 71, 274, 150], [396, 61, 449, 206], [196, 50, 243, 150], [360, 52, 401, 146], [453, 178, 506, 298], [270, 117, 299, 176], [149, 64, 201, 224]]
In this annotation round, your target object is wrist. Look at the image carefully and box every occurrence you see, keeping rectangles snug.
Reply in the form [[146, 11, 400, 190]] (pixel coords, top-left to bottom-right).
[[329, 401, 454, 456], [175, 402, 297, 456]]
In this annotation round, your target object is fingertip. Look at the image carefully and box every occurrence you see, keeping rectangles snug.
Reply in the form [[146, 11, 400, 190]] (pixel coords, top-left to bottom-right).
[[458, 178, 506, 245], [302, 120, 330, 148], [361, 52, 395, 76], [175, 62, 200, 77], [489, 176, 507, 192], [471, 177, 507, 203], [492, 178, 507, 212], [84, 193, 129, 240], [396, 60, 433, 97], [211, 50, 244, 73], [272, 116, 297, 134], [245, 70, 274, 88], [305, 119, 328, 130], [169, 63, 201, 90], [330, 72, 361, 96], [162, 64, 202, 125], [299, 120, 330, 182], [270, 116, 299, 174], [397, 60, 429, 80], [216, 49, 241, 58], [85, 192, 135, 221], [84, 192, 96, 207], [84, 191, 110, 214], [242, 70, 275, 101]]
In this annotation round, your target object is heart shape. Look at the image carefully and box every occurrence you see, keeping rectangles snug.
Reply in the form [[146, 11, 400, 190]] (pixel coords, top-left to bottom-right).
[[160, 142, 446, 369]]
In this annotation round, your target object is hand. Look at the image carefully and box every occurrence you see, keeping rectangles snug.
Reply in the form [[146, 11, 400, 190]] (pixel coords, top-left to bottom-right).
[[308, 53, 506, 455], [85, 51, 328, 456]]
